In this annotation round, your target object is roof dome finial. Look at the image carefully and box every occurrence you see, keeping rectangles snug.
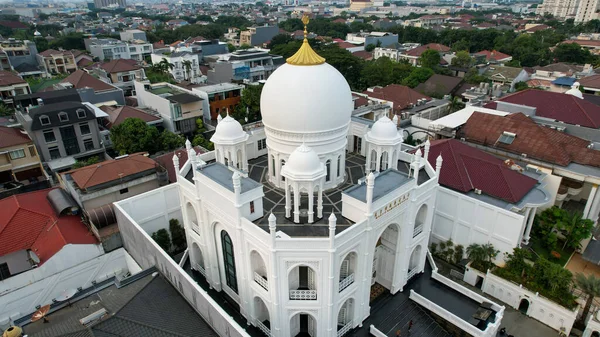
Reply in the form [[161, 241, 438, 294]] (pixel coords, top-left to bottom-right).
[[286, 13, 325, 66]]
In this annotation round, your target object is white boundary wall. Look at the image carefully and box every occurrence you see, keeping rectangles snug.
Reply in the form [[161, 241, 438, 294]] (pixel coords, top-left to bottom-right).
[[114, 185, 250, 337], [482, 272, 577, 335], [0, 247, 134, 324]]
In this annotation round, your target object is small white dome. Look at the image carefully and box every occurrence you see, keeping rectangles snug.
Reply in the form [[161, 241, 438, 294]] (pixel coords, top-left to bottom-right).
[[282, 144, 325, 179], [565, 81, 583, 99], [34, 30, 41, 37], [366, 116, 403, 144], [210, 115, 248, 144], [260, 63, 353, 133]]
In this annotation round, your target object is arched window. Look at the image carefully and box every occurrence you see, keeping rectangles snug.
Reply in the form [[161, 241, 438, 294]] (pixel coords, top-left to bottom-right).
[[221, 231, 238, 293], [380, 152, 388, 171], [370, 149, 377, 171], [58, 111, 69, 122], [281, 159, 286, 181], [337, 155, 341, 177], [326, 160, 331, 181], [271, 155, 276, 176]]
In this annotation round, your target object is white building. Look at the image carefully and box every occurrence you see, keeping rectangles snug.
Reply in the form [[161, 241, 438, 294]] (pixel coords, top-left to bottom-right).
[[115, 25, 504, 337], [151, 50, 203, 83], [85, 37, 153, 62]]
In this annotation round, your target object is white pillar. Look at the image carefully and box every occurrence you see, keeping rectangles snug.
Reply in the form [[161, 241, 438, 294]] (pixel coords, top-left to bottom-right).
[[435, 154, 443, 178], [285, 183, 291, 218], [267, 213, 280, 335], [293, 185, 300, 223], [375, 151, 382, 172], [172, 154, 180, 182], [308, 185, 315, 223], [523, 207, 536, 245], [317, 182, 323, 219], [588, 187, 600, 223], [366, 172, 375, 215], [424, 139, 430, 162], [327, 213, 337, 335], [365, 144, 371, 172], [584, 184, 599, 219], [185, 138, 192, 151]]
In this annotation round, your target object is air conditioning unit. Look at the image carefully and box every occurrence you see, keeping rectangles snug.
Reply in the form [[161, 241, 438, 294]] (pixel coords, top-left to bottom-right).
[[474, 188, 482, 195], [80, 308, 108, 326]]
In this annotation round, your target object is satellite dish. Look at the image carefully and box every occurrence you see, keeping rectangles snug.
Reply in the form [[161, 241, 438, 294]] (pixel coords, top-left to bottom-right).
[[55, 289, 77, 302], [29, 251, 40, 265], [31, 304, 51, 323], [2, 326, 22, 337]]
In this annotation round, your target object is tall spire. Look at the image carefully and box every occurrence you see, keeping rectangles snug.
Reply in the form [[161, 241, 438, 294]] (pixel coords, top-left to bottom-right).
[[286, 13, 326, 66]]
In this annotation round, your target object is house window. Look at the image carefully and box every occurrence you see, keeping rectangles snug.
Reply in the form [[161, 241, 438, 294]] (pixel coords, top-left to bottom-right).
[[0, 263, 10, 281], [58, 112, 69, 122], [8, 149, 25, 160], [29, 145, 36, 157], [43, 130, 56, 143], [84, 139, 94, 151], [76, 108, 86, 119], [39, 115, 50, 126], [250, 201, 255, 214], [257, 139, 266, 151], [49, 146, 60, 159], [80, 122, 91, 135], [119, 188, 129, 194], [221, 230, 238, 293]]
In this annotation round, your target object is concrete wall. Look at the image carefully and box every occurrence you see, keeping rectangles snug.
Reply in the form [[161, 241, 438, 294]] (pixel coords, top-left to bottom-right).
[[431, 187, 525, 265], [0, 250, 30, 277], [0, 142, 41, 176], [0, 247, 134, 322], [134, 81, 175, 132], [113, 187, 251, 337], [80, 176, 159, 210], [31, 117, 103, 163], [482, 272, 577, 335]]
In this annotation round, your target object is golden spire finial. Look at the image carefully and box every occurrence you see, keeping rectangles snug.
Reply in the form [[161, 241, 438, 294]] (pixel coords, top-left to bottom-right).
[[286, 12, 325, 66]]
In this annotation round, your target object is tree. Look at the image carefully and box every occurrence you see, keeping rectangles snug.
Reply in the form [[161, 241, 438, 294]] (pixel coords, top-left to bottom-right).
[[268, 34, 294, 49], [418, 49, 441, 69], [157, 58, 174, 74], [467, 243, 499, 271], [227, 43, 236, 52], [365, 43, 376, 52], [182, 60, 192, 81], [192, 134, 214, 150], [151, 229, 171, 252], [451, 50, 473, 68], [575, 273, 600, 324], [159, 130, 185, 152], [553, 43, 596, 64], [514, 81, 529, 91], [535, 206, 594, 251], [402, 67, 434, 88], [0, 102, 13, 116], [234, 84, 263, 123], [447, 96, 465, 113], [239, 43, 252, 50], [110, 118, 160, 155], [72, 156, 100, 169], [196, 118, 207, 133], [464, 68, 487, 85], [169, 218, 186, 252]]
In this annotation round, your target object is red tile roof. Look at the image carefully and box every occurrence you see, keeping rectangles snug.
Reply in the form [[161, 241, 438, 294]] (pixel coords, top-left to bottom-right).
[[0, 21, 28, 29], [0, 188, 97, 262], [563, 39, 600, 47], [101, 105, 161, 128], [492, 89, 600, 128], [0, 70, 26, 86], [524, 24, 550, 32], [474, 50, 511, 61], [579, 74, 600, 90], [427, 139, 537, 203], [336, 41, 358, 49], [100, 59, 141, 73], [66, 153, 157, 190], [461, 112, 600, 168], [153, 146, 205, 183], [38, 49, 74, 57], [352, 51, 373, 60], [363, 84, 430, 112], [62, 70, 116, 92], [404, 43, 450, 57], [0, 126, 30, 148]]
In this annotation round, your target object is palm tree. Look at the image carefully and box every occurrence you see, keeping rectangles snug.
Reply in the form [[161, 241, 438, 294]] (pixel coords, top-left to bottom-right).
[[158, 58, 174, 74], [0, 102, 13, 117], [447, 96, 465, 113], [575, 273, 600, 323], [182, 60, 192, 81], [467, 243, 499, 271]]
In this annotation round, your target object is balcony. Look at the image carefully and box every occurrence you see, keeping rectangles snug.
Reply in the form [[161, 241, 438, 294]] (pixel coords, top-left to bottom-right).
[[289, 289, 317, 300], [254, 272, 268, 291], [339, 273, 354, 292], [413, 224, 423, 238]]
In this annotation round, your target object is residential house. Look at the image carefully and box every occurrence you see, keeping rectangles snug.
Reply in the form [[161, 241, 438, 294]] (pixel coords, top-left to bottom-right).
[[482, 65, 529, 91], [36, 49, 77, 75], [398, 43, 451, 66], [151, 50, 202, 83], [360, 84, 431, 114], [579, 74, 600, 94], [0, 71, 30, 107], [100, 105, 162, 129], [85, 38, 151, 62], [134, 81, 204, 134], [204, 49, 283, 83], [427, 138, 550, 263], [0, 126, 46, 189], [95, 59, 146, 96], [473, 50, 513, 64], [119, 29, 147, 42], [192, 83, 243, 121], [14, 91, 105, 172], [0, 39, 42, 78], [166, 19, 189, 29], [417, 15, 448, 27], [71, 50, 94, 68], [60, 70, 126, 106], [346, 32, 399, 48], [562, 39, 600, 55], [239, 24, 279, 47], [373, 43, 420, 62], [59, 153, 162, 212], [415, 74, 463, 98]]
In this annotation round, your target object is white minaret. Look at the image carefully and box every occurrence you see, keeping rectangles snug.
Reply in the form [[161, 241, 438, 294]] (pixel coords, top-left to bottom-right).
[[210, 114, 249, 171], [364, 115, 404, 172]]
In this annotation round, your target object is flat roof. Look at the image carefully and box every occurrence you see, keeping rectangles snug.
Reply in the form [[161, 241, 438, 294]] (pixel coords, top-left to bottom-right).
[[194, 83, 243, 94], [197, 162, 262, 194], [167, 92, 202, 104], [343, 169, 412, 203], [430, 106, 510, 130]]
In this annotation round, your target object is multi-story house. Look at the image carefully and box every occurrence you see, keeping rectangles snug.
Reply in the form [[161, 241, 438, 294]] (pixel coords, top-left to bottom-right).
[[192, 83, 243, 121], [119, 29, 147, 42], [127, 40, 153, 61], [0, 126, 45, 187], [60, 70, 126, 106], [346, 31, 399, 47], [0, 38, 41, 77], [94, 59, 146, 96], [204, 49, 283, 83], [151, 50, 202, 83], [14, 90, 105, 172], [85, 38, 129, 61], [134, 81, 204, 134], [0, 71, 30, 107], [36, 49, 77, 75], [239, 24, 279, 47]]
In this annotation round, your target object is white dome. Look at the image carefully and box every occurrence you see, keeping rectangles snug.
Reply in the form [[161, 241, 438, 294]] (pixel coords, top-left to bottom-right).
[[565, 82, 583, 99], [210, 115, 248, 144], [365, 116, 403, 144], [260, 63, 353, 133], [282, 144, 325, 180], [34, 30, 41, 37]]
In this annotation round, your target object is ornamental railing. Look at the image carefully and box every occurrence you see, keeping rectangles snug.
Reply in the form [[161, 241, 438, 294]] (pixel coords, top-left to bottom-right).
[[194, 263, 206, 278], [191, 221, 200, 236], [339, 274, 355, 292], [413, 224, 423, 238], [256, 320, 271, 337], [407, 268, 418, 281], [254, 272, 268, 291], [289, 289, 317, 300], [338, 322, 353, 337]]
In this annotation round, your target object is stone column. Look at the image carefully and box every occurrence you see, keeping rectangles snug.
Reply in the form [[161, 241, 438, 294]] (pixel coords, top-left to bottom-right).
[[317, 182, 323, 219], [584, 184, 599, 220], [523, 207, 536, 245], [293, 185, 300, 223], [308, 185, 315, 224], [285, 182, 291, 218]]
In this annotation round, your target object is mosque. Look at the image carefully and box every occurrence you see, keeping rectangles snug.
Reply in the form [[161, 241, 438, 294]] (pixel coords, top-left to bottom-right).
[[116, 15, 504, 337]]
